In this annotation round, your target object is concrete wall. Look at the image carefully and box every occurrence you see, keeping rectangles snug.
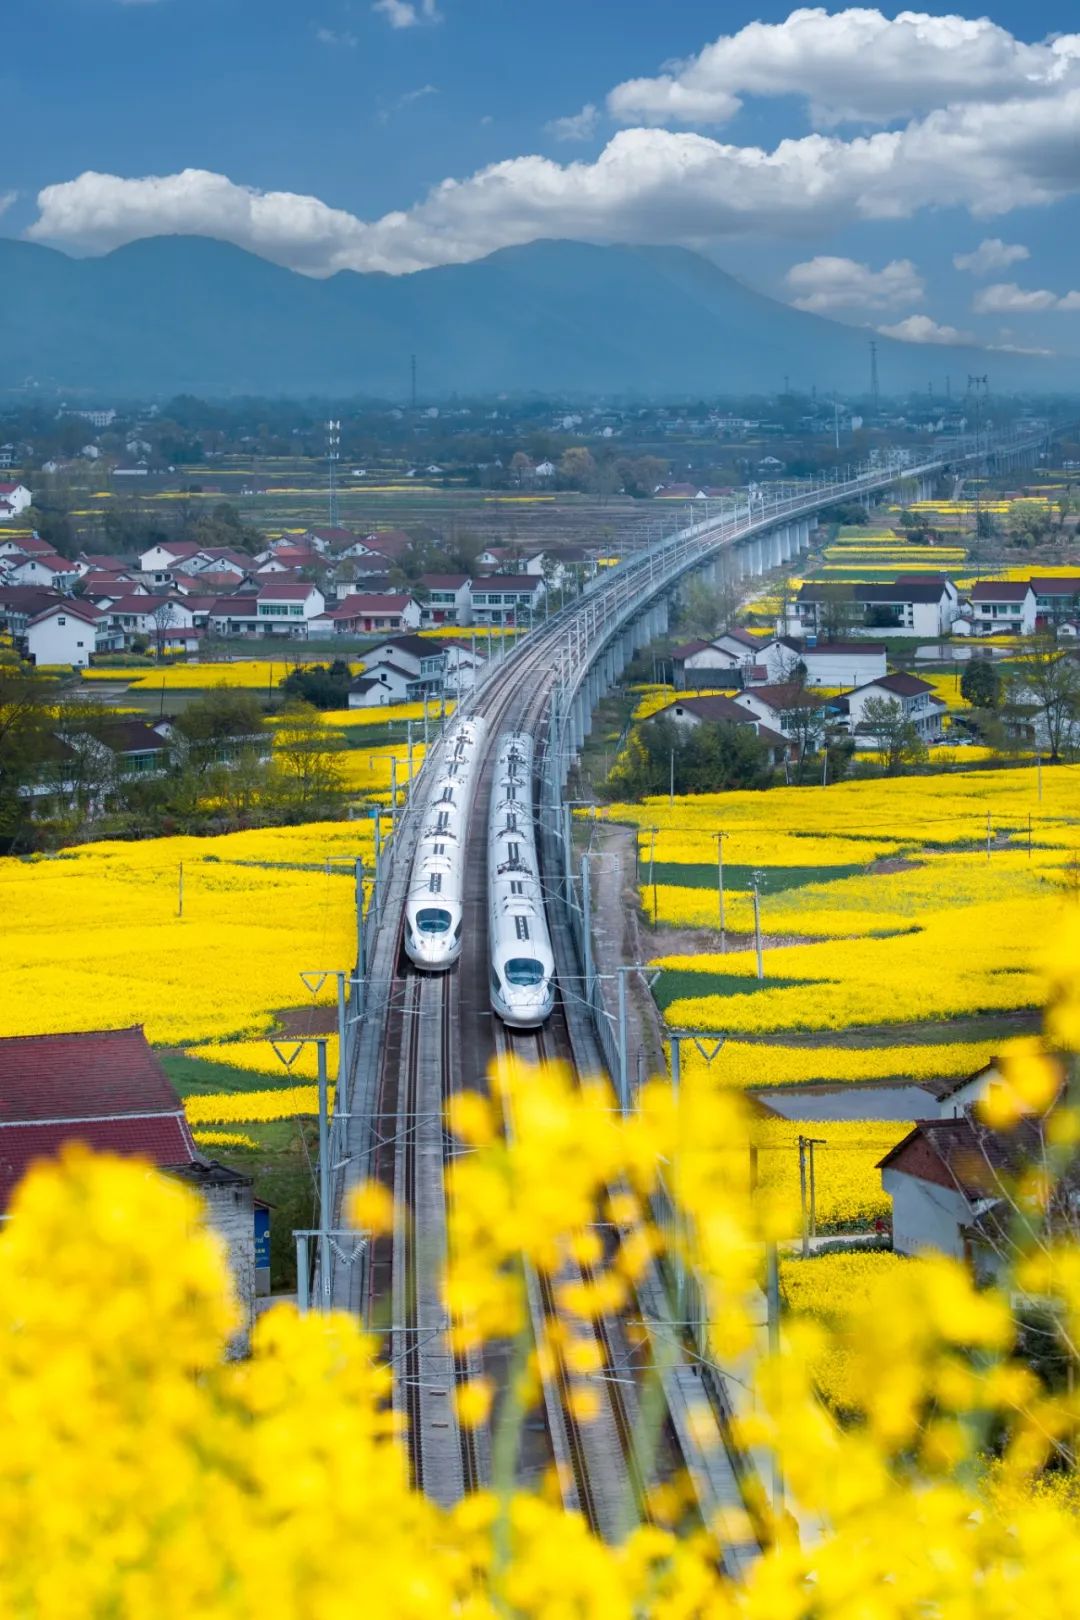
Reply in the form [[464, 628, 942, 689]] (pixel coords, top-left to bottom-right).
[[882, 1169, 971, 1258], [202, 1180, 256, 1352]]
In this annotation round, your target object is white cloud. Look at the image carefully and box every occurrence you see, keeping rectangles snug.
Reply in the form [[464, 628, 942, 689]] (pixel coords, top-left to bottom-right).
[[877, 314, 976, 344], [607, 9, 1080, 129], [373, 0, 439, 28], [953, 237, 1029, 274], [785, 255, 923, 312], [0, 191, 15, 219], [546, 104, 600, 143], [973, 282, 1080, 313], [377, 83, 438, 122], [23, 80, 1080, 277], [315, 26, 358, 47]]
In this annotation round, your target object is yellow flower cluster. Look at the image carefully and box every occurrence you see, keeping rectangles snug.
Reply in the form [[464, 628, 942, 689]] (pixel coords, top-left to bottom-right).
[[336, 742, 428, 800], [185, 1037, 340, 1080], [0, 823, 368, 1045], [780, 1250, 908, 1410], [191, 1130, 259, 1150], [84, 659, 364, 690], [751, 1116, 909, 1230], [314, 702, 451, 727], [679, 1035, 1028, 1089], [185, 1086, 330, 1124]]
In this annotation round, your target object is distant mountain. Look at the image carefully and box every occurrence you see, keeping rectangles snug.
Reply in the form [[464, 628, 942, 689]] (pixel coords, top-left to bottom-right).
[[0, 235, 1068, 397]]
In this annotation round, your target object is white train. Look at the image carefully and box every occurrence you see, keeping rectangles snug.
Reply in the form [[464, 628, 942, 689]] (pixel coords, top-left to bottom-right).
[[488, 731, 555, 1028], [404, 716, 487, 970]]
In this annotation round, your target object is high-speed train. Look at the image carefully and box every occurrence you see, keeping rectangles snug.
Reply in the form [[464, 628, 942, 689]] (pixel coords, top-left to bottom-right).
[[404, 716, 487, 970], [488, 731, 555, 1028]]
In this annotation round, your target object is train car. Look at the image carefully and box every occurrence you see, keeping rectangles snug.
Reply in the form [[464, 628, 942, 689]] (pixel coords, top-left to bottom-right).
[[488, 731, 555, 1028], [403, 716, 487, 970]]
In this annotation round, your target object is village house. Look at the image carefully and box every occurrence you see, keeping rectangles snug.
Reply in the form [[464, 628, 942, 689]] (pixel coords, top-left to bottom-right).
[[362, 634, 447, 696], [786, 577, 959, 639], [773, 638, 889, 688], [23, 599, 103, 667], [840, 671, 946, 745], [419, 574, 472, 626], [0, 482, 32, 521], [650, 694, 793, 765], [470, 574, 545, 626], [5, 551, 81, 591], [0, 1027, 261, 1343], [965, 581, 1038, 636], [731, 682, 830, 740], [253, 581, 325, 635], [1031, 576, 1080, 626], [309, 594, 421, 637]]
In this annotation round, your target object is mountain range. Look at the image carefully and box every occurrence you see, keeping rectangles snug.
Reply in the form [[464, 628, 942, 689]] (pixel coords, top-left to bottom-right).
[[0, 235, 1068, 399]]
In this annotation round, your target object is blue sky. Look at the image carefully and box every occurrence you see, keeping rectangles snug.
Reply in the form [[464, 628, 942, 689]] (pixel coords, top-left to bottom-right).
[[5, 1, 1080, 355]]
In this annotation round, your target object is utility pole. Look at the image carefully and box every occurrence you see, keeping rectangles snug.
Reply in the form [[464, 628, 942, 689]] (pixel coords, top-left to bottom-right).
[[752, 872, 765, 980], [713, 830, 726, 952], [765, 1241, 784, 1512], [177, 861, 184, 919], [326, 419, 341, 528], [798, 1135, 826, 1257], [869, 339, 880, 416], [649, 826, 658, 926], [669, 746, 675, 808]]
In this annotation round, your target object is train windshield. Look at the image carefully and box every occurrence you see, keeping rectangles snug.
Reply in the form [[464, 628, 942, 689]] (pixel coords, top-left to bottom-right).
[[504, 958, 545, 987], [415, 907, 452, 935]]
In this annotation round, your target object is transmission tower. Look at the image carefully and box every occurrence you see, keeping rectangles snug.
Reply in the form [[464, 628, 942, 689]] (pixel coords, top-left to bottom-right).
[[869, 339, 880, 414], [326, 419, 341, 528], [967, 374, 989, 570]]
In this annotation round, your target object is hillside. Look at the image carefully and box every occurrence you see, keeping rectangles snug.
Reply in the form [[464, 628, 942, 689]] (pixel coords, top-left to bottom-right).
[[0, 235, 1067, 397]]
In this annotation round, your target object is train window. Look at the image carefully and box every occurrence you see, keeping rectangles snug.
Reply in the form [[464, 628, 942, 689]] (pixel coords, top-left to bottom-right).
[[510, 881, 524, 895], [514, 915, 530, 941], [429, 873, 442, 893], [505, 958, 545, 986], [508, 841, 520, 862], [436, 812, 450, 831], [433, 843, 445, 855], [415, 908, 451, 934], [507, 785, 516, 801]]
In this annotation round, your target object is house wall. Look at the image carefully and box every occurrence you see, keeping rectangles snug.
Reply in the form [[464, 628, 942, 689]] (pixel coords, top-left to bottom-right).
[[199, 1180, 255, 1354], [26, 613, 96, 668], [801, 649, 887, 687], [882, 1168, 972, 1257]]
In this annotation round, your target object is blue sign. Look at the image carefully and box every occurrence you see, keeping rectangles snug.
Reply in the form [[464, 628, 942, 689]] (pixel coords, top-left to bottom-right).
[[254, 1206, 271, 1270]]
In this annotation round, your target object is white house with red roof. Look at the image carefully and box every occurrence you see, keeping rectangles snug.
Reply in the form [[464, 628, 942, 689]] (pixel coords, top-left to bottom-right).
[[964, 581, 1037, 636], [0, 482, 31, 521], [310, 594, 420, 637], [0, 1027, 197, 1212], [418, 574, 472, 625], [5, 551, 81, 591], [23, 598, 103, 667], [138, 540, 203, 573], [842, 671, 946, 744], [470, 574, 545, 625]]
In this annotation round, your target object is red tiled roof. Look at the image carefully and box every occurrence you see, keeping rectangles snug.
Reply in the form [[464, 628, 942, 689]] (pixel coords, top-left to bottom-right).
[[0, 1117, 195, 1213], [257, 581, 318, 601], [969, 581, 1033, 601], [475, 575, 541, 591], [28, 599, 102, 627], [861, 671, 934, 698], [0, 1027, 184, 1121], [1031, 577, 1080, 595], [325, 594, 413, 615]]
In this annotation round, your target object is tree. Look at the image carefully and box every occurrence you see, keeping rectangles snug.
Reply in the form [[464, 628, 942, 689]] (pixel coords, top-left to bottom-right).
[[1010, 636, 1080, 762], [607, 715, 773, 798], [960, 658, 1002, 710], [173, 689, 268, 774], [857, 696, 928, 774], [0, 665, 56, 850], [279, 661, 353, 710], [270, 703, 345, 813], [557, 447, 596, 492], [151, 601, 176, 663]]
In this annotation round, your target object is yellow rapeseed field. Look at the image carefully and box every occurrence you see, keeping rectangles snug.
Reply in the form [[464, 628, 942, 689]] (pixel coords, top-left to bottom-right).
[[753, 1117, 908, 1229], [83, 659, 363, 691], [0, 824, 370, 1045]]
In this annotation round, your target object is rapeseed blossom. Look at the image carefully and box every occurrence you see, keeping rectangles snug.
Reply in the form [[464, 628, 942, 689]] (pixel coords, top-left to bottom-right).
[[185, 1086, 330, 1125], [0, 823, 368, 1044]]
